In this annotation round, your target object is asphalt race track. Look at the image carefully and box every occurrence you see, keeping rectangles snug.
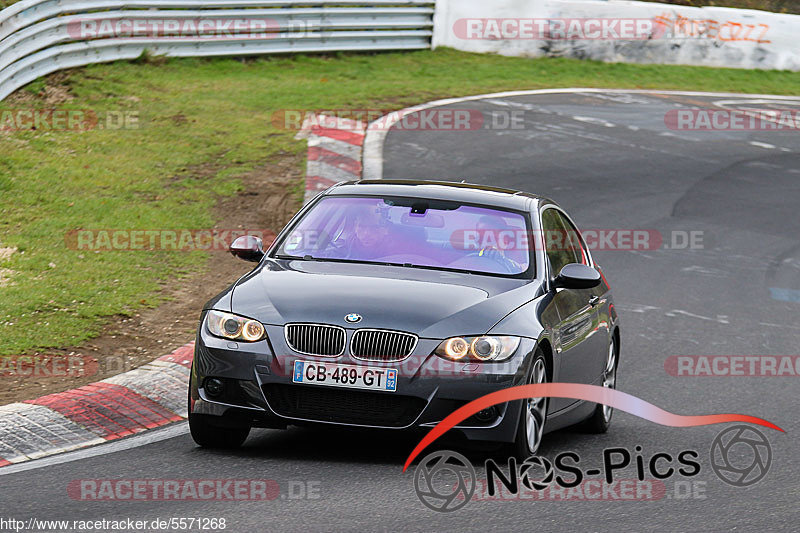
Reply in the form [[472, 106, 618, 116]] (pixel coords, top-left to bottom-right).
[[2, 91, 799, 531]]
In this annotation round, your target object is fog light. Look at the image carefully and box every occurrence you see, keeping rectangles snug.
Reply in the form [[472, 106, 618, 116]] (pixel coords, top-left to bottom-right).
[[204, 378, 225, 397], [474, 407, 496, 422]]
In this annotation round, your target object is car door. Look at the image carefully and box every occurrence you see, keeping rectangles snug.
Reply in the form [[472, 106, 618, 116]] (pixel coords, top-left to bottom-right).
[[556, 211, 607, 385], [541, 208, 600, 411]]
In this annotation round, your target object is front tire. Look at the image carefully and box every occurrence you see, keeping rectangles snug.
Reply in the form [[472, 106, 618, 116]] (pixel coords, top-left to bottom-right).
[[510, 350, 549, 460], [583, 335, 618, 433]]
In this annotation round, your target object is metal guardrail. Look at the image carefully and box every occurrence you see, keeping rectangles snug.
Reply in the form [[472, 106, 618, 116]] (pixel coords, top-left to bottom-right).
[[0, 0, 434, 101]]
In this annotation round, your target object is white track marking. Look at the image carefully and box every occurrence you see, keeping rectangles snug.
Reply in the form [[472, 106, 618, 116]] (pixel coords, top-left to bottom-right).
[[664, 309, 730, 324], [714, 99, 800, 106], [681, 265, 730, 276], [615, 304, 661, 313], [572, 115, 616, 127], [760, 321, 800, 332], [749, 141, 777, 149], [0, 423, 188, 476], [362, 89, 800, 179]]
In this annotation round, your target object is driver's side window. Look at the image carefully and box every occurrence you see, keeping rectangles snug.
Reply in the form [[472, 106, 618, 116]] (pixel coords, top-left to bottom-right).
[[556, 212, 589, 266], [541, 208, 575, 278]]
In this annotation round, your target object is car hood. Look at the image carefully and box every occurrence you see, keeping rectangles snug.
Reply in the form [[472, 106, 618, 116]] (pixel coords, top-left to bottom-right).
[[229, 260, 539, 338]]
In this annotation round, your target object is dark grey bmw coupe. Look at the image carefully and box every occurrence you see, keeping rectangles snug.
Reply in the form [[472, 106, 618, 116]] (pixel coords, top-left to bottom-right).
[[189, 180, 619, 457]]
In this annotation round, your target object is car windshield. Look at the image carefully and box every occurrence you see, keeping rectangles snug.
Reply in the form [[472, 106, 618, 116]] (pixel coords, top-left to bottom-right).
[[275, 196, 532, 276]]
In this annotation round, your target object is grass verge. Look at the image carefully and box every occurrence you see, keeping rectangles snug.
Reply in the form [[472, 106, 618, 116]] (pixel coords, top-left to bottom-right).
[[1, 47, 800, 355]]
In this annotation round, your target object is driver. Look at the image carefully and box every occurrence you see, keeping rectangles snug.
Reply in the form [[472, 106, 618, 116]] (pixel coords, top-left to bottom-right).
[[345, 205, 393, 260]]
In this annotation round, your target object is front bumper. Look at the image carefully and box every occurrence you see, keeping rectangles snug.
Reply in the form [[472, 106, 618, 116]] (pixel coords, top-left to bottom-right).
[[189, 322, 537, 444]]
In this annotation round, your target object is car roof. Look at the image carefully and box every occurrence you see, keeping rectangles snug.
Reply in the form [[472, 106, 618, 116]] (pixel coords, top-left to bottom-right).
[[324, 179, 549, 211]]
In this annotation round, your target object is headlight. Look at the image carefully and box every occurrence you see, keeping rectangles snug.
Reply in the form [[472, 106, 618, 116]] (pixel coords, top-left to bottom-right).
[[435, 335, 521, 362], [205, 310, 265, 342]]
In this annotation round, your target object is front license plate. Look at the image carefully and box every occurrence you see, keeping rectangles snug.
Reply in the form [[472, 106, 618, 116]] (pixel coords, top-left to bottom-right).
[[292, 360, 397, 392]]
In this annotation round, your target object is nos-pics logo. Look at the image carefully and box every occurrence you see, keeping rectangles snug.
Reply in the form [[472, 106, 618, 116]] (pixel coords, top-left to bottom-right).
[[413, 425, 772, 512]]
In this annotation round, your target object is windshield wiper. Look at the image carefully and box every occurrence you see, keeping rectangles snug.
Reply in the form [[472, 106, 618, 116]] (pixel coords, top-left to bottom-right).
[[308, 257, 407, 268], [274, 254, 400, 267], [273, 255, 504, 276], [402, 263, 479, 275]]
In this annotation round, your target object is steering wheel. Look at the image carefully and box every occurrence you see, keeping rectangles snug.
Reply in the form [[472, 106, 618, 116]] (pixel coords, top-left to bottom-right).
[[463, 248, 518, 274]]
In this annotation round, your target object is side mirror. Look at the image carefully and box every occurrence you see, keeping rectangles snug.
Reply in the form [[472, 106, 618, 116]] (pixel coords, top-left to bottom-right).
[[554, 263, 601, 290], [230, 235, 264, 262]]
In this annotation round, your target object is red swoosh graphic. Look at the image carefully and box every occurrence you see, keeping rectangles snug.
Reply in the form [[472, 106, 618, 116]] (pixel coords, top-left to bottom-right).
[[403, 383, 783, 472]]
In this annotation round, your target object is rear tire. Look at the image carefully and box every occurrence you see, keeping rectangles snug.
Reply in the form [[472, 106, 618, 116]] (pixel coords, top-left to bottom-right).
[[509, 350, 549, 460], [582, 335, 618, 434], [189, 413, 250, 449]]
